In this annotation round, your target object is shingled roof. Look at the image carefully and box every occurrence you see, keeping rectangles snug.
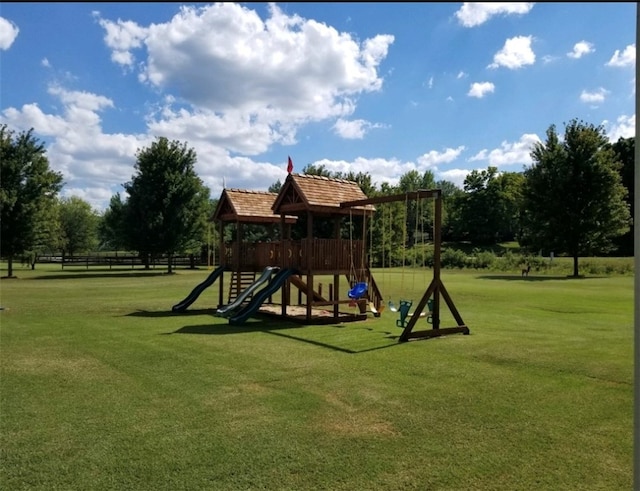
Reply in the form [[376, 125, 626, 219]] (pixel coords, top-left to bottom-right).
[[272, 173, 376, 216], [212, 189, 297, 224]]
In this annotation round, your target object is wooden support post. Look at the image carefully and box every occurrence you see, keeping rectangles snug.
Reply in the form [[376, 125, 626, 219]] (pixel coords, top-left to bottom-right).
[[218, 221, 225, 308], [333, 275, 340, 318]]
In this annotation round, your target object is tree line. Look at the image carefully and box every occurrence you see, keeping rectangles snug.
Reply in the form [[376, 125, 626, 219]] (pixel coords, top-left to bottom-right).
[[1, 119, 633, 278]]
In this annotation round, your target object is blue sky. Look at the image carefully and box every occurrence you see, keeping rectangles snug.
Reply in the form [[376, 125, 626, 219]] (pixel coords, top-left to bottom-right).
[[1, 2, 636, 212]]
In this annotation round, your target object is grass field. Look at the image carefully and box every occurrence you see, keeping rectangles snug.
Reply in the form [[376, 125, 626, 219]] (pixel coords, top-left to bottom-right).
[[0, 263, 633, 490]]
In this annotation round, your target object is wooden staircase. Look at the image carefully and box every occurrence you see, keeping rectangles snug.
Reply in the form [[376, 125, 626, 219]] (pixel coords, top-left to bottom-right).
[[228, 271, 257, 303]]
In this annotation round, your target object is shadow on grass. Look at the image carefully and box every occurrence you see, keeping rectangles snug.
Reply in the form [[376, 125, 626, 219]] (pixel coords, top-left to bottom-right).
[[127, 308, 217, 317], [170, 316, 400, 354], [477, 274, 599, 281], [172, 321, 298, 336], [265, 330, 400, 354]]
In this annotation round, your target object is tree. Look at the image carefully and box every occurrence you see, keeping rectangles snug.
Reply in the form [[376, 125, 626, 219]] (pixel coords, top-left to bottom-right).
[[24, 201, 63, 269], [0, 125, 64, 277], [123, 136, 210, 273], [58, 196, 100, 256], [398, 170, 436, 247], [98, 193, 129, 253], [455, 168, 495, 244], [301, 163, 333, 177], [436, 180, 465, 242], [521, 119, 631, 277], [268, 180, 282, 194], [491, 171, 525, 243], [610, 136, 634, 256], [453, 167, 523, 245]]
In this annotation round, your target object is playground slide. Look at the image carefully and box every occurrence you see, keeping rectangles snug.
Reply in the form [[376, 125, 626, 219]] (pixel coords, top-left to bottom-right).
[[172, 265, 226, 313], [229, 268, 295, 325], [214, 266, 277, 318]]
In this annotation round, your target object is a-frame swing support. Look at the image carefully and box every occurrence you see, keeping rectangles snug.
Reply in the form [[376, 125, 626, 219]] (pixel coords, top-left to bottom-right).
[[341, 189, 470, 342]]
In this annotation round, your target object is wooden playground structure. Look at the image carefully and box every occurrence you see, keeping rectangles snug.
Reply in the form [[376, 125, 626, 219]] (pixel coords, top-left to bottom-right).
[[177, 172, 469, 342], [211, 174, 381, 325]]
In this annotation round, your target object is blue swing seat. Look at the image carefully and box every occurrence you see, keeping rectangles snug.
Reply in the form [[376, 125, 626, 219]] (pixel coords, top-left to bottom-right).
[[348, 281, 368, 299]]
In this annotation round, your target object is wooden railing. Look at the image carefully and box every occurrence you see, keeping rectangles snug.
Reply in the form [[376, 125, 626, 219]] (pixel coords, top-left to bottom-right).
[[223, 239, 366, 273]]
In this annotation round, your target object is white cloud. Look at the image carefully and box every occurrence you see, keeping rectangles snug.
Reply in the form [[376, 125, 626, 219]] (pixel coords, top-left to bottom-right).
[[579, 87, 609, 104], [1, 86, 151, 211], [416, 146, 465, 169], [488, 35, 535, 69], [438, 168, 472, 188], [467, 81, 495, 98], [2, 2, 394, 210], [604, 114, 635, 141], [332, 118, 385, 139], [138, 4, 393, 108], [567, 40, 594, 59], [457, 71, 467, 79], [0, 16, 19, 50], [98, 2, 393, 151], [300, 154, 474, 190], [469, 133, 541, 167], [94, 13, 148, 68], [455, 2, 535, 28], [310, 156, 406, 185], [606, 44, 635, 68]]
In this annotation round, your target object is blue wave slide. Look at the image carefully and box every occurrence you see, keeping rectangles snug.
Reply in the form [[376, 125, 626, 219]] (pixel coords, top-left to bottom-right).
[[228, 268, 295, 325], [214, 266, 277, 318], [172, 265, 226, 313]]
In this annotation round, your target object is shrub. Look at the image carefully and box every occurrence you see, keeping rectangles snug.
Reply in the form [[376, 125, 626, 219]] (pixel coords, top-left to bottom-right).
[[470, 248, 497, 269], [441, 248, 467, 269]]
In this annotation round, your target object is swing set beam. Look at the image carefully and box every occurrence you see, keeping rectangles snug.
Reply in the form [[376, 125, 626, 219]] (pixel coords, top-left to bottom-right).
[[341, 189, 470, 342]]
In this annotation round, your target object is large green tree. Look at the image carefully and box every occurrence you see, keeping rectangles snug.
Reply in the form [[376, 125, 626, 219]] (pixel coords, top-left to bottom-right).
[[98, 193, 129, 253], [0, 125, 63, 277], [521, 119, 630, 277], [24, 200, 63, 269], [610, 136, 634, 256], [58, 196, 100, 257], [436, 180, 465, 242], [453, 167, 524, 245], [123, 137, 210, 273], [397, 170, 436, 247]]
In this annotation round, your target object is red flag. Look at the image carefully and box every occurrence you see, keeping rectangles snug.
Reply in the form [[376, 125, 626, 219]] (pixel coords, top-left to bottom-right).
[[287, 156, 293, 174]]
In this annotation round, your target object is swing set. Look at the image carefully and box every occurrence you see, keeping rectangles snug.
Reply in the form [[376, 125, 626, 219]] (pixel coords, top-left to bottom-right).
[[347, 207, 369, 303], [387, 194, 433, 328], [341, 189, 469, 342]]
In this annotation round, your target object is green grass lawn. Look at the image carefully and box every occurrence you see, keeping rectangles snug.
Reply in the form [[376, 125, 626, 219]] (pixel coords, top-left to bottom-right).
[[0, 263, 633, 490]]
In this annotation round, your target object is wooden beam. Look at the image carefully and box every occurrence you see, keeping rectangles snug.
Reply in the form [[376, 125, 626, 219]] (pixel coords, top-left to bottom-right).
[[340, 189, 441, 208], [406, 326, 470, 340], [312, 299, 359, 306]]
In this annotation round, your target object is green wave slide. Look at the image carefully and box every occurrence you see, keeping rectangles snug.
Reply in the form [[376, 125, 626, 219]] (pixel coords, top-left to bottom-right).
[[228, 268, 295, 325], [214, 266, 278, 318], [172, 265, 226, 313]]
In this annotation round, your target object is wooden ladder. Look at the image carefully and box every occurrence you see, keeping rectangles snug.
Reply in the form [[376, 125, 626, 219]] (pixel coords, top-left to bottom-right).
[[228, 271, 257, 303]]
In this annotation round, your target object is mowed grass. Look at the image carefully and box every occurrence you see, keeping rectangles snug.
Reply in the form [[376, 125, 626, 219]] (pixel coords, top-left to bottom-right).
[[0, 263, 633, 490]]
